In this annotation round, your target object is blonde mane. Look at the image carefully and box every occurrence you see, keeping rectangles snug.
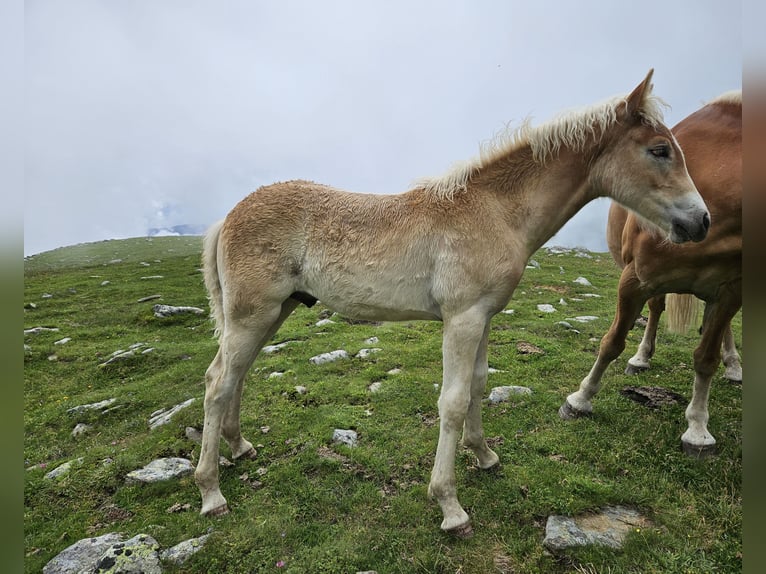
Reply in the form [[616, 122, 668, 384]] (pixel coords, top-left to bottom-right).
[[708, 90, 741, 106], [417, 92, 667, 200]]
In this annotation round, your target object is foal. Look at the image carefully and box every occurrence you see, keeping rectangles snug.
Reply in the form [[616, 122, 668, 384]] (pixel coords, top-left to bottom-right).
[[196, 70, 709, 536]]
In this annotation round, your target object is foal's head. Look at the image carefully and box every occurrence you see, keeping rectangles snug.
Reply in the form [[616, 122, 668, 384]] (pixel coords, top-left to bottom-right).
[[592, 70, 710, 244]]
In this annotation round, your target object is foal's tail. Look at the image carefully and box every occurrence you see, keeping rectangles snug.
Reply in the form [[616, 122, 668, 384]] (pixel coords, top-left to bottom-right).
[[665, 293, 701, 334], [202, 219, 226, 340]]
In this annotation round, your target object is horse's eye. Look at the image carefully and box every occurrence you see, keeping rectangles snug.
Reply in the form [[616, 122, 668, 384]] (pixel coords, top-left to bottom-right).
[[649, 145, 670, 159]]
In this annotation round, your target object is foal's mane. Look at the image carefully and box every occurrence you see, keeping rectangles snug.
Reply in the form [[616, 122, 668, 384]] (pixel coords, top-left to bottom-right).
[[708, 90, 741, 106], [417, 92, 667, 200]]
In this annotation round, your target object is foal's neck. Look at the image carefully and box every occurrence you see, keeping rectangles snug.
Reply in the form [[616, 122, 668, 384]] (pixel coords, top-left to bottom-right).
[[477, 145, 597, 259]]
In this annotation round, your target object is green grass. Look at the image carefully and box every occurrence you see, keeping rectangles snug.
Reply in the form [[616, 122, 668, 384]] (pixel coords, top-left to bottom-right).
[[24, 239, 742, 573]]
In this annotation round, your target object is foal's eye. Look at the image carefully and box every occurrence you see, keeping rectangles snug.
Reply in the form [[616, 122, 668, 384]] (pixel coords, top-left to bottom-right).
[[648, 144, 670, 159]]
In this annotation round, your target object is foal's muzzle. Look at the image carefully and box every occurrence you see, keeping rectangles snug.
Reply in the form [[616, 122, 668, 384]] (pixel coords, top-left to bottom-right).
[[671, 211, 710, 243]]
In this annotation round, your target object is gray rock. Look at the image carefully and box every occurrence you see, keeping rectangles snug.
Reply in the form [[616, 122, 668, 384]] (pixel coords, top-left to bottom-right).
[[315, 318, 336, 327], [152, 304, 204, 318], [91, 533, 161, 573], [137, 294, 162, 303], [332, 429, 358, 448], [309, 350, 349, 364], [148, 398, 196, 429], [140, 275, 164, 280], [125, 457, 194, 484], [368, 382, 383, 393], [159, 534, 210, 565], [54, 337, 72, 345], [543, 505, 650, 552], [573, 276, 593, 286], [364, 337, 379, 344], [71, 423, 91, 438], [526, 259, 541, 269], [24, 326, 60, 335], [262, 340, 301, 354], [44, 458, 84, 480], [537, 304, 556, 313], [565, 315, 599, 323], [43, 532, 124, 574], [355, 348, 382, 359], [487, 386, 533, 404], [67, 398, 117, 415]]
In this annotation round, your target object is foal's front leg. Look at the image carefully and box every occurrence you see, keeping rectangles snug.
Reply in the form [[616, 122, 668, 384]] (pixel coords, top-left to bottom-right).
[[429, 309, 489, 537]]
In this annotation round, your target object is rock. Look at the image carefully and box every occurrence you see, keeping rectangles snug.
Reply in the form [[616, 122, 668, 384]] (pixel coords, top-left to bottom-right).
[[387, 368, 402, 375], [90, 533, 161, 573], [488, 386, 533, 404], [148, 398, 196, 429], [581, 293, 601, 298], [573, 276, 593, 286], [309, 350, 349, 364], [355, 348, 382, 358], [332, 429, 358, 448], [487, 367, 506, 374], [125, 457, 194, 484], [537, 304, 556, 313], [269, 371, 285, 378], [42, 532, 124, 574], [315, 318, 335, 327], [71, 423, 91, 438], [160, 534, 210, 565], [54, 337, 72, 345], [137, 295, 162, 303], [25, 326, 60, 335], [67, 398, 118, 415], [152, 304, 204, 318], [44, 458, 84, 480], [100, 280, 111, 286], [368, 381, 383, 393], [262, 340, 300, 354], [565, 316, 599, 323], [140, 275, 164, 280], [185, 427, 203, 444], [295, 385, 308, 395], [543, 506, 650, 551], [364, 337, 379, 344], [526, 259, 540, 269], [501, 309, 515, 315]]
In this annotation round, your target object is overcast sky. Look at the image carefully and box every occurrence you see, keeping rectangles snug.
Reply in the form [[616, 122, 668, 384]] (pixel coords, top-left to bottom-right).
[[24, 0, 742, 256]]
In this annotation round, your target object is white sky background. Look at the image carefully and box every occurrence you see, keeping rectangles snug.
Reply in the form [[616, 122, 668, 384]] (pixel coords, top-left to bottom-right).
[[24, 0, 742, 256]]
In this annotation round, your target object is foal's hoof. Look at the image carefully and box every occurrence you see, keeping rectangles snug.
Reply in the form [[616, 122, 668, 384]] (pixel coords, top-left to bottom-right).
[[624, 362, 648, 375], [681, 441, 717, 458], [558, 401, 588, 421], [203, 504, 230, 517], [446, 522, 474, 540], [235, 447, 258, 461]]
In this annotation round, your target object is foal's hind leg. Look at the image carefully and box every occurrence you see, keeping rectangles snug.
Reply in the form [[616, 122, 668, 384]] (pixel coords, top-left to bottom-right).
[[461, 323, 499, 470], [220, 298, 300, 461], [561, 266, 648, 418], [720, 322, 742, 382], [626, 295, 665, 374], [196, 303, 287, 516]]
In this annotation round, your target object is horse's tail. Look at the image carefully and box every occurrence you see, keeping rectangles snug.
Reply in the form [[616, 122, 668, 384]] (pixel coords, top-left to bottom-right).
[[202, 219, 226, 340], [665, 293, 701, 334]]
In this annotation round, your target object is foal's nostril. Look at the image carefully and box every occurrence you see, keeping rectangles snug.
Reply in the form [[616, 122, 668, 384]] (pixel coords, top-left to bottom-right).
[[702, 212, 711, 231]]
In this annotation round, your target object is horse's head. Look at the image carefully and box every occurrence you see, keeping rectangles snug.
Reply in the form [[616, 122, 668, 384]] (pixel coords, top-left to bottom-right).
[[591, 69, 710, 243]]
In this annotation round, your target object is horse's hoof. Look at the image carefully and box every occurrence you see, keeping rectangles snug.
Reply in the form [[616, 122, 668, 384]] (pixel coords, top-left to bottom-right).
[[624, 363, 648, 375], [681, 441, 717, 458], [558, 401, 588, 420], [235, 447, 258, 461], [446, 522, 474, 539], [203, 503, 230, 517]]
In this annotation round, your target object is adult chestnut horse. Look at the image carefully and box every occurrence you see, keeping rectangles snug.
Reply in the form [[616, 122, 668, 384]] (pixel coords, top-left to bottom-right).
[[197, 71, 709, 536], [561, 91, 741, 457]]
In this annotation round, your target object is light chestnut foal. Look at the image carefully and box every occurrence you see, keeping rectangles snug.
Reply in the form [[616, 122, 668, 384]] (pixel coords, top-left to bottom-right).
[[562, 91, 742, 456], [196, 70, 709, 536]]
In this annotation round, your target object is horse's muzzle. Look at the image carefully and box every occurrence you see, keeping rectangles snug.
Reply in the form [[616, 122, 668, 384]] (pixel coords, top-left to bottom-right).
[[671, 211, 710, 243]]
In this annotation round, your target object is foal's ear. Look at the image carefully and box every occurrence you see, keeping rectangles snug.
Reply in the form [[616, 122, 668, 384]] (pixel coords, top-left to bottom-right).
[[625, 68, 655, 117]]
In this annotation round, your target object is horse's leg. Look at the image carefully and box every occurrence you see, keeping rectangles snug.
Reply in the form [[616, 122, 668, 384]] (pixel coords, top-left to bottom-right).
[[428, 308, 489, 537], [625, 295, 665, 374], [681, 287, 741, 456], [720, 321, 742, 383], [220, 298, 300, 461], [461, 323, 499, 469], [560, 266, 648, 418], [196, 304, 284, 516]]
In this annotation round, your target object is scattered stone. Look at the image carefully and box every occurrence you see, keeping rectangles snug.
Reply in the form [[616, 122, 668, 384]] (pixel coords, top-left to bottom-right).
[[149, 398, 196, 429], [141, 275, 164, 280], [387, 368, 402, 375], [526, 259, 541, 269], [25, 326, 60, 335], [332, 429, 358, 448], [91, 533, 161, 574], [295, 385, 308, 395], [517, 342, 544, 354], [25, 302, 38, 309], [141, 347, 155, 355], [67, 398, 118, 415], [487, 367, 506, 374], [620, 386, 686, 408], [356, 348, 382, 358], [100, 280, 111, 286], [368, 381, 383, 393], [488, 386, 533, 404], [185, 427, 202, 444], [309, 350, 349, 364], [566, 316, 599, 323], [108, 259, 122, 264], [44, 458, 84, 480], [54, 337, 72, 345], [99, 350, 136, 366], [166, 502, 192, 513], [262, 340, 300, 354], [537, 304, 556, 313], [152, 304, 204, 318], [501, 309, 515, 315], [71, 423, 91, 438], [581, 293, 601, 298], [574, 250, 593, 259], [42, 532, 124, 574], [160, 534, 211, 566], [543, 506, 651, 551], [269, 371, 285, 378], [42, 293, 53, 298], [140, 261, 151, 266], [315, 318, 335, 327], [137, 294, 162, 303], [364, 337, 379, 344], [573, 276, 593, 286], [125, 457, 194, 484], [556, 321, 574, 329]]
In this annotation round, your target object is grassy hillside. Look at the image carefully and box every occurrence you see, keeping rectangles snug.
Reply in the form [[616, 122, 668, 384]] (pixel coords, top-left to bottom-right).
[[24, 237, 741, 573]]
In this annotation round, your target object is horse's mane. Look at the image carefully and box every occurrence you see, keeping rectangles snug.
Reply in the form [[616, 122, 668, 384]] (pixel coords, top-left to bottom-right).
[[417, 92, 667, 200], [708, 90, 741, 106]]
